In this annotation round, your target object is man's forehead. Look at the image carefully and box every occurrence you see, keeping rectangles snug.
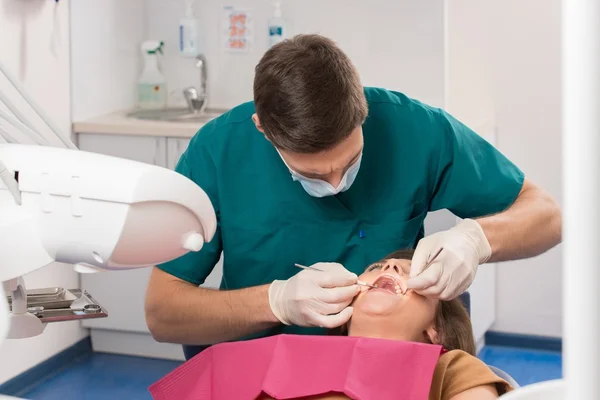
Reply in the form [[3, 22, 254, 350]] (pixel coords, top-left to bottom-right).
[[298, 147, 362, 176], [281, 128, 363, 175]]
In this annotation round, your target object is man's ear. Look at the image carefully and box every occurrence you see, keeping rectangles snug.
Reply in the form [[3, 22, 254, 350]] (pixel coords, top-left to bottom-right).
[[425, 326, 440, 345], [252, 114, 265, 133]]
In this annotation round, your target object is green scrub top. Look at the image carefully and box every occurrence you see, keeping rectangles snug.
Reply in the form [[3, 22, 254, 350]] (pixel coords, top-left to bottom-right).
[[158, 87, 524, 344]]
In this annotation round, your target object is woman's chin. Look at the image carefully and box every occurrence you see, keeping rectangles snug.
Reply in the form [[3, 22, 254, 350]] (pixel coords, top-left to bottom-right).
[[355, 289, 404, 315]]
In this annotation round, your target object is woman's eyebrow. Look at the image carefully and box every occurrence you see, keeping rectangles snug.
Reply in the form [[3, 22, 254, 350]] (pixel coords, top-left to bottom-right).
[[366, 262, 383, 270]]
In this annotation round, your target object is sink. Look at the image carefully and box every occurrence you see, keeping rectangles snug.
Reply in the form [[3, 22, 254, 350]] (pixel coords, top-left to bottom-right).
[[127, 107, 228, 123]]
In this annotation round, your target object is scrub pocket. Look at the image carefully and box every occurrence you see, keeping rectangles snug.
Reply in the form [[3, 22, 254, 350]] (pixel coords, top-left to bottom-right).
[[363, 201, 427, 246]]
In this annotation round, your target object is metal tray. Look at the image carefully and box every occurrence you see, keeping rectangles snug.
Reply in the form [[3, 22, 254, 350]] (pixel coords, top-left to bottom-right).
[[6, 288, 107, 323], [23, 287, 64, 297], [28, 289, 108, 323], [6, 287, 76, 309]]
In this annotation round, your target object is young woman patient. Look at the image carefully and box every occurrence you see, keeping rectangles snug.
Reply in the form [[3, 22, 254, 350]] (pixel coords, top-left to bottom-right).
[[328, 249, 513, 400], [150, 249, 513, 400]]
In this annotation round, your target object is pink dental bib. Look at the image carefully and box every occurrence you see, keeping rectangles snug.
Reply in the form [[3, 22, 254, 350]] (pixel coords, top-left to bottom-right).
[[149, 334, 445, 400]]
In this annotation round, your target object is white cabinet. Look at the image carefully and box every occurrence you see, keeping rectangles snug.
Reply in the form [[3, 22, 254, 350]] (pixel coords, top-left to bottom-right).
[[77, 133, 167, 166], [166, 137, 190, 170]]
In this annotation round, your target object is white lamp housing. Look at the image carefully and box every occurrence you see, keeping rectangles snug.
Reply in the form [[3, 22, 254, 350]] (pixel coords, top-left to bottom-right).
[[0, 144, 217, 282]]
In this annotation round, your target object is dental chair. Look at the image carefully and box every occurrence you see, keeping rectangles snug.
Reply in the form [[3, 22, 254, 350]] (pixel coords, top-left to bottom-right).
[[459, 292, 521, 389]]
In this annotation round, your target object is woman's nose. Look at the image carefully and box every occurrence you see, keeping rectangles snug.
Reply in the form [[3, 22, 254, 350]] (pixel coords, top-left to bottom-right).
[[382, 263, 400, 274]]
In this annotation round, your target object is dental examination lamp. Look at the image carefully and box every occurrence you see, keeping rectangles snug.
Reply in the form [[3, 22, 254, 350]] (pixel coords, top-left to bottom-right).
[[500, 0, 599, 399], [0, 60, 217, 345]]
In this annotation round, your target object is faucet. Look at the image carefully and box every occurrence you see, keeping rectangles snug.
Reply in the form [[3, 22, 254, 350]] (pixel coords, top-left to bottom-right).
[[183, 54, 208, 114]]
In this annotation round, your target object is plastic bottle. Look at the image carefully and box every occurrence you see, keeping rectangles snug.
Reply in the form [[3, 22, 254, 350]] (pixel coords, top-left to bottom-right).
[[179, 0, 200, 56], [138, 41, 167, 109], [268, 1, 285, 48]]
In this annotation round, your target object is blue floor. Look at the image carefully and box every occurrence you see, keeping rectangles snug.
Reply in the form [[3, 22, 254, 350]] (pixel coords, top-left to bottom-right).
[[478, 346, 562, 386], [18, 353, 182, 400], [14, 346, 561, 399]]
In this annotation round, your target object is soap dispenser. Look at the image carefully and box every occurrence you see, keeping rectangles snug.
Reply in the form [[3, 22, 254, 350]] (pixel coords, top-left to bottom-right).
[[179, 0, 201, 57], [268, 1, 285, 48]]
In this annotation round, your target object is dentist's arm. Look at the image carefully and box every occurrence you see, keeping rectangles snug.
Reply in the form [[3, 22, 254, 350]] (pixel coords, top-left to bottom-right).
[[145, 263, 359, 345], [408, 179, 561, 300], [145, 267, 278, 345], [477, 178, 562, 262]]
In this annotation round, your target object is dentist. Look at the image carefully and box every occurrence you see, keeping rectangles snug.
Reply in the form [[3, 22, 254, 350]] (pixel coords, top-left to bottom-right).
[[145, 34, 561, 359]]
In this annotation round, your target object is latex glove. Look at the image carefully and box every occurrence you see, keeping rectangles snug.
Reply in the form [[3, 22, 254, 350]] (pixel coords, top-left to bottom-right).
[[407, 219, 492, 300], [268, 263, 360, 328]]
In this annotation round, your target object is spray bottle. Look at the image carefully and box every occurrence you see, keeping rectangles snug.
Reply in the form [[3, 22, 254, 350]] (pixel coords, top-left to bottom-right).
[[268, 1, 285, 48], [138, 41, 167, 109], [179, 0, 200, 56]]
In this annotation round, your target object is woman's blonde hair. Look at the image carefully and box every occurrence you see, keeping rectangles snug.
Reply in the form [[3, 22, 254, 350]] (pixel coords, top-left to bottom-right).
[[331, 249, 477, 356]]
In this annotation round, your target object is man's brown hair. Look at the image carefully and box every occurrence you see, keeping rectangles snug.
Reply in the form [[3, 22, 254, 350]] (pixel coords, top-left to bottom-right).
[[253, 34, 368, 154], [330, 249, 477, 356]]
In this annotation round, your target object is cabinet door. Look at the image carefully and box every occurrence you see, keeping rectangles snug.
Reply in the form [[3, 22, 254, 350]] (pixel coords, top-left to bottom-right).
[[167, 137, 224, 290], [77, 133, 167, 167], [81, 267, 153, 332], [77, 133, 167, 332], [166, 137, 190, 170]]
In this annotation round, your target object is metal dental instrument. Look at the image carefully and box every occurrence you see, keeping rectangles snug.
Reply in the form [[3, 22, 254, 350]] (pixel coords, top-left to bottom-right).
[[294, 263, 377, 289], [402, 247, 445, 295], [419, 247, 444, 276]]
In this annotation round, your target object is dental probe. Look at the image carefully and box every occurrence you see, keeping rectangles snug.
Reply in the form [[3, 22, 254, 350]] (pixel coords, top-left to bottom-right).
[[293, 263, 378, 289], [401, 247, 445, 295], [415, 247, 444, 277]]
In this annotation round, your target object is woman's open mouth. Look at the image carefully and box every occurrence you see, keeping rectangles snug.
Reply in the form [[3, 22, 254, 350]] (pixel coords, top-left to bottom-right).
[[370, 274, 405, 295]]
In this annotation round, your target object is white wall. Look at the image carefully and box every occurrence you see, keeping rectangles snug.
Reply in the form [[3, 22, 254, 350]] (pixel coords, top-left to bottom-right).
[[0, 0, 88, 384], [489, 0, 563, 337], [70, 0, 145, 121], [145, 0, 446, 109]]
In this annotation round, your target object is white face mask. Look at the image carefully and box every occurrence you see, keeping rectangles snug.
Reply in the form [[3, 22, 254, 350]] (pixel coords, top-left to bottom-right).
[[278, 151, 363, 198]]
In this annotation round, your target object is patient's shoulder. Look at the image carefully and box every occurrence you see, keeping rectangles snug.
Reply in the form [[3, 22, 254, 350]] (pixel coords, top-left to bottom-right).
[[438, 349, 480, 369], [429, 350, 513, 400]]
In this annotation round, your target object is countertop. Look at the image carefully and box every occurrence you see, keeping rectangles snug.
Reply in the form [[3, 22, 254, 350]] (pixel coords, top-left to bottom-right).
[[72, 110, 209, 139]]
